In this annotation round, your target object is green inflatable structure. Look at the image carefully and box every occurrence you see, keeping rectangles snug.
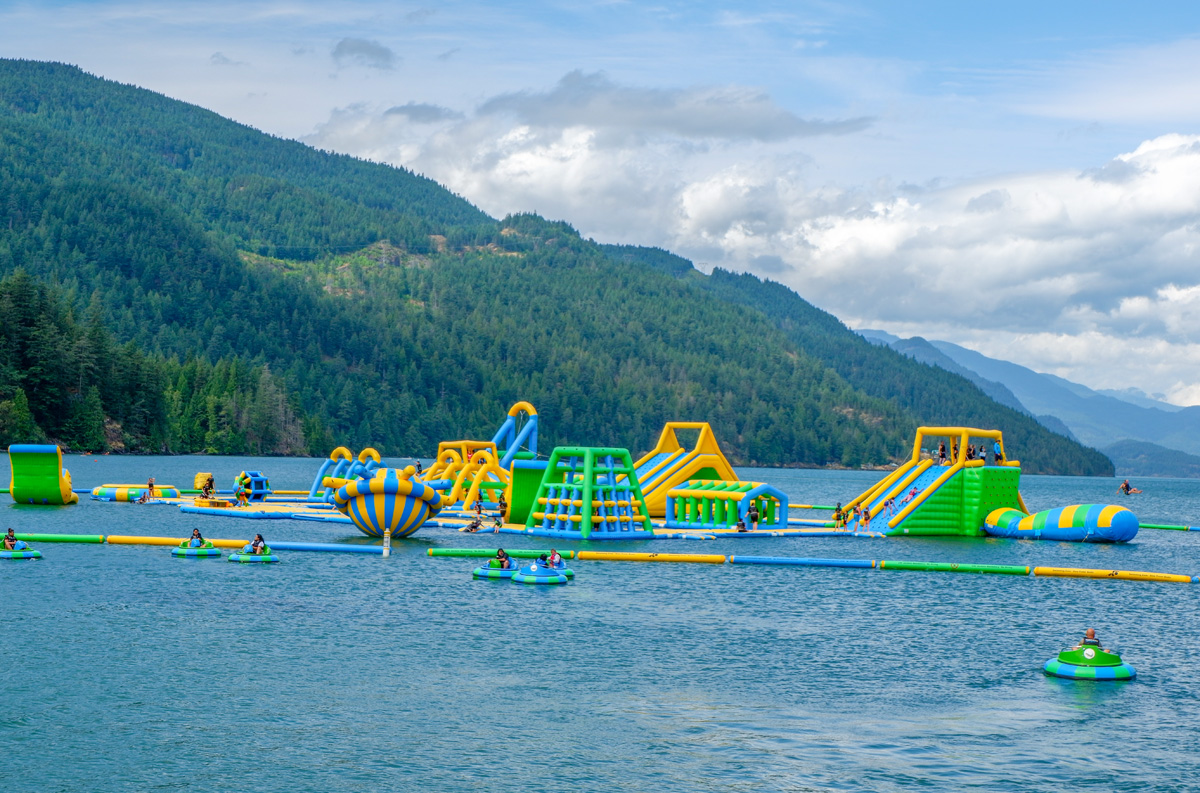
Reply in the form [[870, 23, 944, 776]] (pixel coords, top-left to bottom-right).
[[848, 427, 1024, 536], [8, 444, 79, 505]]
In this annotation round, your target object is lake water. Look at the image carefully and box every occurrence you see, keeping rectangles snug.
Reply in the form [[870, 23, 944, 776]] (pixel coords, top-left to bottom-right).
[[2, 455, 1198, 792]]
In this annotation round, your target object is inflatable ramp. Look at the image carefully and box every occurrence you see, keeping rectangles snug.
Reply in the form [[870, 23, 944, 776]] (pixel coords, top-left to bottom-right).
[[632, 423, 736, 517], [846, 427, 1024, 537], [8, 444, 78, 505]]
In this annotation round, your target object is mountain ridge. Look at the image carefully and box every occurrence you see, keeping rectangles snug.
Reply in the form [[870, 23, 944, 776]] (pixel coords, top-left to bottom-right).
[[0, 59, 1111, 475]]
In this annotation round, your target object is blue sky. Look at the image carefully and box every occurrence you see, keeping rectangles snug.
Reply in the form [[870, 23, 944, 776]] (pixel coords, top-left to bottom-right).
[[5, 1, 1200, 400]]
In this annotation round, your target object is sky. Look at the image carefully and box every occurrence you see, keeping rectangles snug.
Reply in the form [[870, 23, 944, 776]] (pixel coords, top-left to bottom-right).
[[4, 1, 1200, 402]]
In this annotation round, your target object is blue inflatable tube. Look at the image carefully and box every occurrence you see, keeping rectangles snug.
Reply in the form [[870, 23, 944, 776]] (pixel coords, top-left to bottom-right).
[[266, 541, 383, 554], [729, 556, 876, 569]]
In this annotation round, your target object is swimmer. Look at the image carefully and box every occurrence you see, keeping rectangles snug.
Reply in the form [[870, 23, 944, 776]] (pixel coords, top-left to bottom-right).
[[1118, 479, 1142, 495], [251, 534, 266, 555], [189, 528, 204, 548], [1075, 628, 1105, 650]]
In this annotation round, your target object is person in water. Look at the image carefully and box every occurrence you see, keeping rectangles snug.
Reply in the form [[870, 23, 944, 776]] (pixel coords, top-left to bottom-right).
[[189, 528, 205, 548], [251, 534, 266, 555], [1075, 628, 1106, 650], [495, 548, 511, 569], [1118, 479, 1142, 495]]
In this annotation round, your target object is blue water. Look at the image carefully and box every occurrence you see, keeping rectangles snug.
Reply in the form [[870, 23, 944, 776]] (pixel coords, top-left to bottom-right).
[[2, 456, 1199, 792]]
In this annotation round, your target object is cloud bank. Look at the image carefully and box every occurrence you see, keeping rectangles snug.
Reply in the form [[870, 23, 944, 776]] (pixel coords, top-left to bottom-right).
[[307, 72, 1200, 403]]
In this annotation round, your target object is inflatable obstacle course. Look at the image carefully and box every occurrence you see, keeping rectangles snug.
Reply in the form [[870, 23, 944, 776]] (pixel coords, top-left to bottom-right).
[[8, 444, 78, 505], [420, 402, 540, 513], [632, 423, 737, 517], [525, 447, 654, 539], [845, 427, 1024, 537], [665, 480, 787, 531]]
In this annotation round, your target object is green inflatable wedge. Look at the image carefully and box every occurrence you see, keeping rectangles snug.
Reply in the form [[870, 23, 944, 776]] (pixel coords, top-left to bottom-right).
[[8, 444, 78, 505]]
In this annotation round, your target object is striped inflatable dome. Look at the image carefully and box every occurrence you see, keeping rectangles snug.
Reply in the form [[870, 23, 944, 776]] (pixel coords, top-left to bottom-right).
[[333, 467, 445, 539], [983, 504, 1138, 542]]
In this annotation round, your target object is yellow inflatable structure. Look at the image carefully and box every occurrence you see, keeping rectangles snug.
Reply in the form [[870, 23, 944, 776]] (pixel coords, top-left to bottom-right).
[[422, 442, 511, 508], [630, 422, 737, 517]]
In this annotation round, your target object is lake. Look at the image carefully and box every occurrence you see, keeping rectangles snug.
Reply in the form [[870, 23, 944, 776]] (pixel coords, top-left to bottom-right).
[[1, 455, 1197, 792]]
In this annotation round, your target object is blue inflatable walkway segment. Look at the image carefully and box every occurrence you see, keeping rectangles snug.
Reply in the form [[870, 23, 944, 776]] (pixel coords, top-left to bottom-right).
[[864, 466, 946, 532]]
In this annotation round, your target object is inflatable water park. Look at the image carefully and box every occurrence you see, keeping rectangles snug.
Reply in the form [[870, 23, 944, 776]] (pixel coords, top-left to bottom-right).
[[6, 405, 1195, 682], [3, 409, 1194, 554]]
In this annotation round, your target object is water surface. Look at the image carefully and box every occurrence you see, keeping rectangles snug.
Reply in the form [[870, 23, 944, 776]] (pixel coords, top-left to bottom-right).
[[2, 456, 1197, 792]]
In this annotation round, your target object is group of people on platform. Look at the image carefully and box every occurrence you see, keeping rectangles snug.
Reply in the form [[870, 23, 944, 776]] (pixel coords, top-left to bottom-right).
[[936, 440, 1004, 466]]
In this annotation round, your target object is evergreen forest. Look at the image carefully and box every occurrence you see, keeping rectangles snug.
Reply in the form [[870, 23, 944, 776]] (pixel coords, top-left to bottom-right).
[[0, 59, 1113, 474]]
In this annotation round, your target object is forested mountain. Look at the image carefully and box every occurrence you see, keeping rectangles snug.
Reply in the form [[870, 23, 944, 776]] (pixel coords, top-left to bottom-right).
[[0, 59, 1111, 474]]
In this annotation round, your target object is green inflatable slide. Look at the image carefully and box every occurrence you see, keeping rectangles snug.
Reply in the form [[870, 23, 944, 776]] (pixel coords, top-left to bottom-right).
[[8, 444, 79, 505]]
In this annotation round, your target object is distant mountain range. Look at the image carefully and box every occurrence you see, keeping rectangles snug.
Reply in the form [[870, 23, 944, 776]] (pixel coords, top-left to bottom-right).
[[860, 329, 1200, 477]]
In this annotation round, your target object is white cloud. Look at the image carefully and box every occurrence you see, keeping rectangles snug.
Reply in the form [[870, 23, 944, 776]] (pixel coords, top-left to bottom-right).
[[307, 83, 1200, 402]]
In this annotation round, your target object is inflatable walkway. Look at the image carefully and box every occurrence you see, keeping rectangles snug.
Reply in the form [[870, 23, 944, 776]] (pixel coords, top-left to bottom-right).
[[632, 423, 736, 517], [846, 427, 1022, 536], [8, 444, 78, 505]]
